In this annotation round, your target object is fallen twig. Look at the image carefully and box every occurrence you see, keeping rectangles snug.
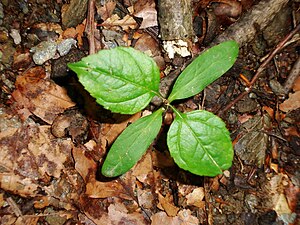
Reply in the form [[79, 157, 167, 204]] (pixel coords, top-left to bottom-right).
[[218, 23, 300, 116], [85, 0, 96, 55], [211, 0, 290, 47], [283, 56, 300, 94]]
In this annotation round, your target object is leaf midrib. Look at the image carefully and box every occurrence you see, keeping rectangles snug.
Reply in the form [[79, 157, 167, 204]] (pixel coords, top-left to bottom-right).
[[109, 109, 162, 173], [92, 66, 159, 95], [176, 111, 222, 171]]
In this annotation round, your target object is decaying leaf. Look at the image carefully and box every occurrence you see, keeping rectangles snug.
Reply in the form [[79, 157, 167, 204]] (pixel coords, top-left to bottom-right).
[[101, 202, 147, 225], [266, 173, 297, 224], [151, 210, 198, 225], [279, 91, 300, 112], [100, 113, 141, 149], [131, 151, 153, 184], [72, 147, 131, 199], [134, 0, 157, 29], [234, 114, 271, 166], [97, 1, 116, 21], [0, 112, 74, 197], [0, 174, 39, 197], [101, 6, 137, 31], [157, 193, 179, 217], [12, 67, 75, 124], [186, 187, 205, 208]]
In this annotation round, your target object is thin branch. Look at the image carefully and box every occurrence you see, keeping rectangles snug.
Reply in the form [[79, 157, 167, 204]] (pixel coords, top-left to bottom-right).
[[219, 23, 300, 116], [283, 56, 300, 94], [85, 0, 96, 55]]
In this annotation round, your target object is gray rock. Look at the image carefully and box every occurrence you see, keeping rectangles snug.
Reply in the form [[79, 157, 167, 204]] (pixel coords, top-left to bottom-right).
[[57, 38, 77, 56], [31, 41, 57, 65]]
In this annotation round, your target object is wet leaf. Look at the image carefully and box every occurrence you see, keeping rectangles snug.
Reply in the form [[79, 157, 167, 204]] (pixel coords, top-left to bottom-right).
[[234, 114, 271, 166], [168, 41, 239, 102], [68, 47, 160, 114], [167, 110, 233, 176]]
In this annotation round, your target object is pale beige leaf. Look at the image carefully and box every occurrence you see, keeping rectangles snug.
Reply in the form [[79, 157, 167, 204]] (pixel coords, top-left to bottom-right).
[[279, 91, 300, 112], [186, 187, 205, 208], [107, 203, 146, 225], [134, 7, 157, 29]]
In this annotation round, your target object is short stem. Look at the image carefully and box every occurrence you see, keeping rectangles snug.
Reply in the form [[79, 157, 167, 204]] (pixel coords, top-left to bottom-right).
[[166, 104, 183, 119], [152, 91, 166, 101]]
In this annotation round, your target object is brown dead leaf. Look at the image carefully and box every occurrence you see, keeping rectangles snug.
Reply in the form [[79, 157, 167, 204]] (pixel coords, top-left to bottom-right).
[[132, 151, 153, 184], [0, 215, 17, 225], [151, 210, 198, 225], [177, 210, 199, 224], [97, 1, 116, 21], [285, 182, 299, 212], [102, 7, 137, 31], [14, 217, 39, 225], [279, 91, 300, 112], [62, 27, 77, 38], [0, 174, 39, 197], [12, 67, 75, 124], [186, 187, 205, 208], [100, 113, 141, 149], [62, 23, 85, 48], [292, 75, 300, 91], [136, 188, 155, 209], [72, 147, 131, 199], [151, 211, 175, 224], [268, 173, 295, 218], [234, 114, 271, 166], [157, 193, 179, 217], [0, 110, 74, 197], [104, 202, 146, 225], [134, 2, 157, 29]]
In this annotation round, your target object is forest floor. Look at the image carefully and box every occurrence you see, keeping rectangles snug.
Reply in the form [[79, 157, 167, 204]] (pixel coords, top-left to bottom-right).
[[0, 0, 299, 224]]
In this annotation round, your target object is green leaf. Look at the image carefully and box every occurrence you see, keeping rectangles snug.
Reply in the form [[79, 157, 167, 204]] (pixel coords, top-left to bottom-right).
[[68, 47, 160, 114], [167, 110, 233, 176], [168, 41, 239, 102], [102, 108, 163, 177]]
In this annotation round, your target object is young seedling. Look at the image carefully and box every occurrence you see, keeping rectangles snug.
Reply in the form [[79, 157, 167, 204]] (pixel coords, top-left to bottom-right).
[[68, 41, 239, 177]]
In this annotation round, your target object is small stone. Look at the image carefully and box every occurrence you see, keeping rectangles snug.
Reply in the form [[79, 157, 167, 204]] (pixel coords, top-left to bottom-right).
[[31, 41, 57, 65], [10, 29, 21, 45], [57, 38, 77, 56]]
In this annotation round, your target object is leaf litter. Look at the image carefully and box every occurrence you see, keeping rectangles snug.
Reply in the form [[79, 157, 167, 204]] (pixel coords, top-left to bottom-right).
[[0, 0, 299, 224]]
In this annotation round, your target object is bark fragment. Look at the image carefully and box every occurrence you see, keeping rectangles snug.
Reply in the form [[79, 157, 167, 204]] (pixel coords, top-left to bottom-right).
[[211, 0, 290, 47], [158, 0, 194, 40]]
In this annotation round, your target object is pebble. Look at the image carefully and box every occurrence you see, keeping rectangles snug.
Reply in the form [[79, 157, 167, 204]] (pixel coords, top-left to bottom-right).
[[10, 29, 21, 45], [57, 38, 77, 56], [31, 40, 57, 65], [30, 38, 77, 65]]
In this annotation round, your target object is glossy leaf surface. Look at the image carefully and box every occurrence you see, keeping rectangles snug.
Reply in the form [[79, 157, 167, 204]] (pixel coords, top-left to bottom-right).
[[102, 108, 163, 177], [168, 41, 239, 102], [167, 110, 233, 176], [68, 47, 160, 114]]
